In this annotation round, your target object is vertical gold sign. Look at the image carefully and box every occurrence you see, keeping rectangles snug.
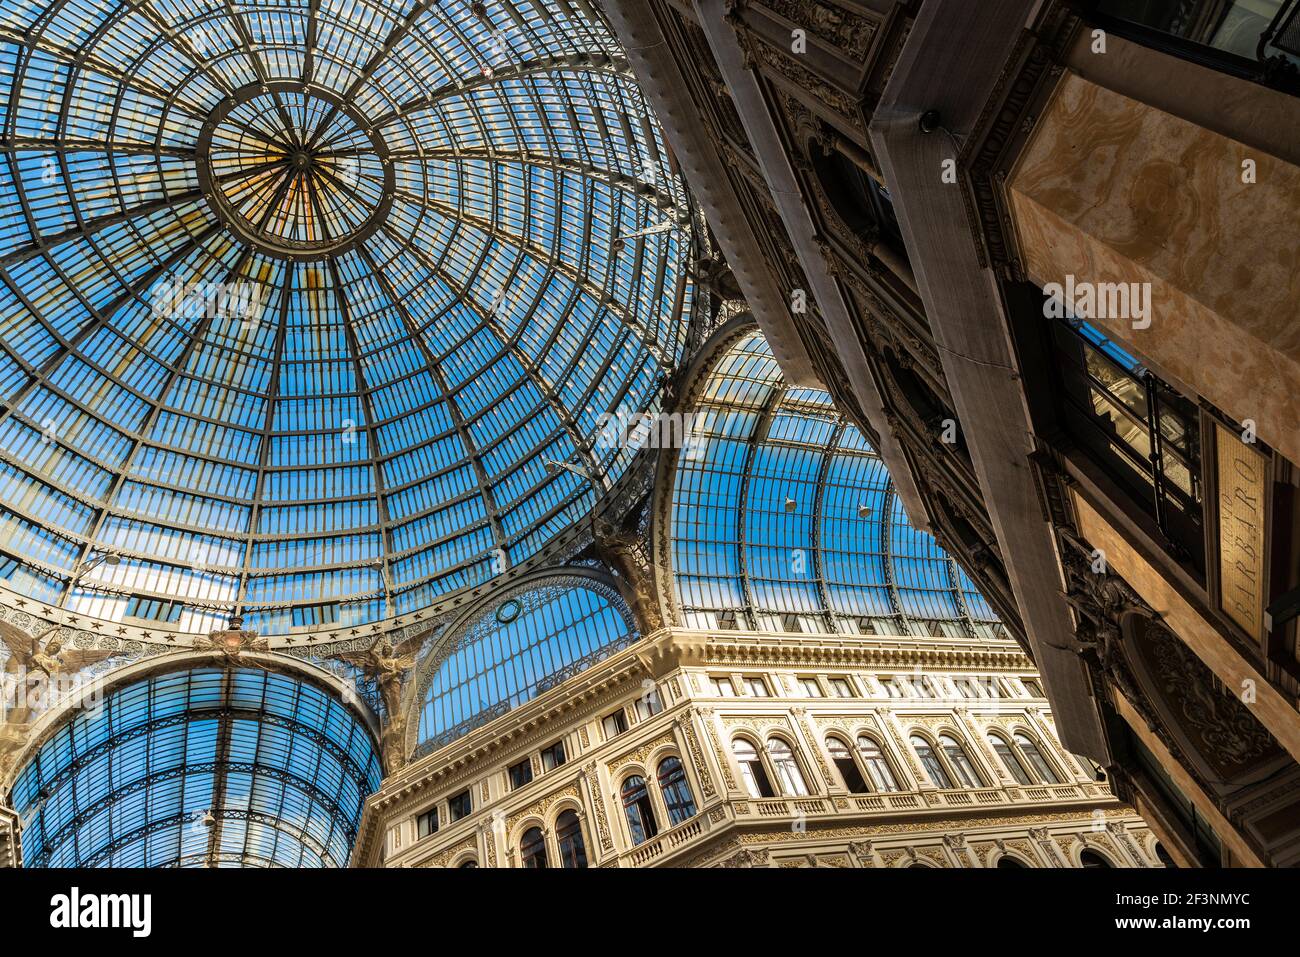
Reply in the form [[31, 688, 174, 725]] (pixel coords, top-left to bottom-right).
[[1215, 422, 1267, 642]]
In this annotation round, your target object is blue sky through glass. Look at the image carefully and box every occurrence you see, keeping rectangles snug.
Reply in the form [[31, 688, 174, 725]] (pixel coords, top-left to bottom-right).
[[0, 0, 693, 636], [672, 332, 1000, 637], [11, 667, 383, 867]]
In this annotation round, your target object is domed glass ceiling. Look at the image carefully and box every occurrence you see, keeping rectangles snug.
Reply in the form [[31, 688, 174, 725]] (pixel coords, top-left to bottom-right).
[[11, 667, 383, 868], [0, 0, 693, 636], [672, 331, 1002, 639]]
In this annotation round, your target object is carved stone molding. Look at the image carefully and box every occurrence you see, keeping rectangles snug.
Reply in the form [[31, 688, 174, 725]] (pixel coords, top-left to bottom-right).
[[582, 762, 615, 853], [720, 846, 772, 868], [678, 720, 717, 800]]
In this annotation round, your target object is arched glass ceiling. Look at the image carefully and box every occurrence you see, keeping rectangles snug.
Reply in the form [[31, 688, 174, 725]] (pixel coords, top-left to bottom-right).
[[672, 331, 1001, 639], [10, 667, 383, 867], [0, 0, 693, 636], [415, 575, 636, 756]]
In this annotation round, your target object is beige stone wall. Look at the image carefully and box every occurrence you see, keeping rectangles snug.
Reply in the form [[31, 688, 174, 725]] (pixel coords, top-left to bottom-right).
[[1009, 72, 1300, 465], [358, 631, 1157, 868]]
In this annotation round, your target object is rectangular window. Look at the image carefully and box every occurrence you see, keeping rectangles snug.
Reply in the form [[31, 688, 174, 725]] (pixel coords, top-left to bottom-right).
[[508, 758, 533, 790], [742, 676, 769, 697], [904, 676, 935, 698], [540, 741, 566, 772], [292, 602, 340, 628], [830, 677, 855, 698], [635, 688, 663, 720], [709, 676, 735, 697], [1049, 317, 1204, 573], [1022, 678, 1044, 698], [1093, 0, 1291, 67], [123, 595, 183, 623], [956, 678, 980, 698], [602, 709, 628, 740], [447, 790, 472, 822], [798, 677, 823, 697], [417, 808, 438, 838]]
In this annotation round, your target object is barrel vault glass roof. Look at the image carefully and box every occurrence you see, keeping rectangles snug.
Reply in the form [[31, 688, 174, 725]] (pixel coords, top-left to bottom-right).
[[672, 331, 1002, 639], [0, 0, 693, 636], [10, 667, 383, 867], [415, 574, 636, 755]]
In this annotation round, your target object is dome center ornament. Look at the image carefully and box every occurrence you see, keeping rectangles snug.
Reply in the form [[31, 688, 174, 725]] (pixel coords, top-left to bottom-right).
[[196, 82, 395, 260]]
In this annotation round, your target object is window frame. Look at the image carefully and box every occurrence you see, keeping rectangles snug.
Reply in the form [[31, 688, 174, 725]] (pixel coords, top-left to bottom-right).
[[938, 733, 987, 788], [520, 825, 548, 869], [447, 789, 473, 822], [555, 808, 588, 869], [656, 755, 697, 826], [731, 736, 776, 799], [910, 733, 954, 789], [416, 807, 439, 839], [601, 708, 629, 740], [765, 735, 810, 797], [989, 732, 1034, 786], [825, 734, 869, 794], [508, 757, 534, 791], [620, 774, 660, 846], [856, 734, 902, 793], [540, 740, 567, 772]]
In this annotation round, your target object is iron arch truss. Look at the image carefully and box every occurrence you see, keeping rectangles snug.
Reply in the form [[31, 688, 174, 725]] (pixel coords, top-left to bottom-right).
[[0, 0, 695, 637], [670, 330, 1001, 638], [9, 665, 383, 868]]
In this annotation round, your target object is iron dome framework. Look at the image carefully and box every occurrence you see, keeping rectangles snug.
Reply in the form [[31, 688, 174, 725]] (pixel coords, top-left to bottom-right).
[[0, 0, 694, 637], [671, 331, 1002, 638], [10, 666, 383, 868]]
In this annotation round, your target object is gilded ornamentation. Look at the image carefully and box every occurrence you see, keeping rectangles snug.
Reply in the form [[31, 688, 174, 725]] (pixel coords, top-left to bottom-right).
[[608, 732, 677, 774], [584, 762, 615, 852], [679, 722, 717, 799], [506, 784, 581, 836]]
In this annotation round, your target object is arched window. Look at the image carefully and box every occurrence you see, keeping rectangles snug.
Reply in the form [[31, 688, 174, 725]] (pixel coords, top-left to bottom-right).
[[857, 735, 900, 792], [826, 736, 869, 793], [1014, 733, 1062, 784], [939, 734, 985, 787], [417, 579, 637, 752], [911, 734, 953, 789], [1080, 850, 1113, 868], [767, 737, 809, 796], [459, 859, 478, 869], [555, 810, 587, 869], [657, 757, 697, 825], [733, 738, 775, 798], [1154, 842, 1176, 868], [989, 733, 1033, 786], [997, 856, 1029, 868], [520, 827, 548, 869], [621, 775, 659, 846]]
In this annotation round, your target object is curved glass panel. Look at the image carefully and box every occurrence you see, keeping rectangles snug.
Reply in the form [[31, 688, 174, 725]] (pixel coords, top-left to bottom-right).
[[672, 331, 1001, 637], [415, 577, 637, 754], [10, 667, 382, 868], [0, 0, 692, 634]]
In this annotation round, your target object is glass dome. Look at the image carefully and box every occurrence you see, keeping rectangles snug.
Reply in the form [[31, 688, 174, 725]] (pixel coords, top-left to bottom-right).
[[0, 0, 693, 636], [672, 330, 1001, 638], [10, 667, 383, 868]]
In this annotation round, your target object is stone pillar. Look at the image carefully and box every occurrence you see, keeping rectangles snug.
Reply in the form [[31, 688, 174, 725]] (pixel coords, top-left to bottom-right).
[[867, 0, 1112, 763], [0, 803, 20, 868]]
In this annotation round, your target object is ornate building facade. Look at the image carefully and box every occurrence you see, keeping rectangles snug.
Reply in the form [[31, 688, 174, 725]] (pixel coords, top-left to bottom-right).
[[0, 0, 1291, 871], [596, 0, 1300, 866], [356, 626, 1158, 869]]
